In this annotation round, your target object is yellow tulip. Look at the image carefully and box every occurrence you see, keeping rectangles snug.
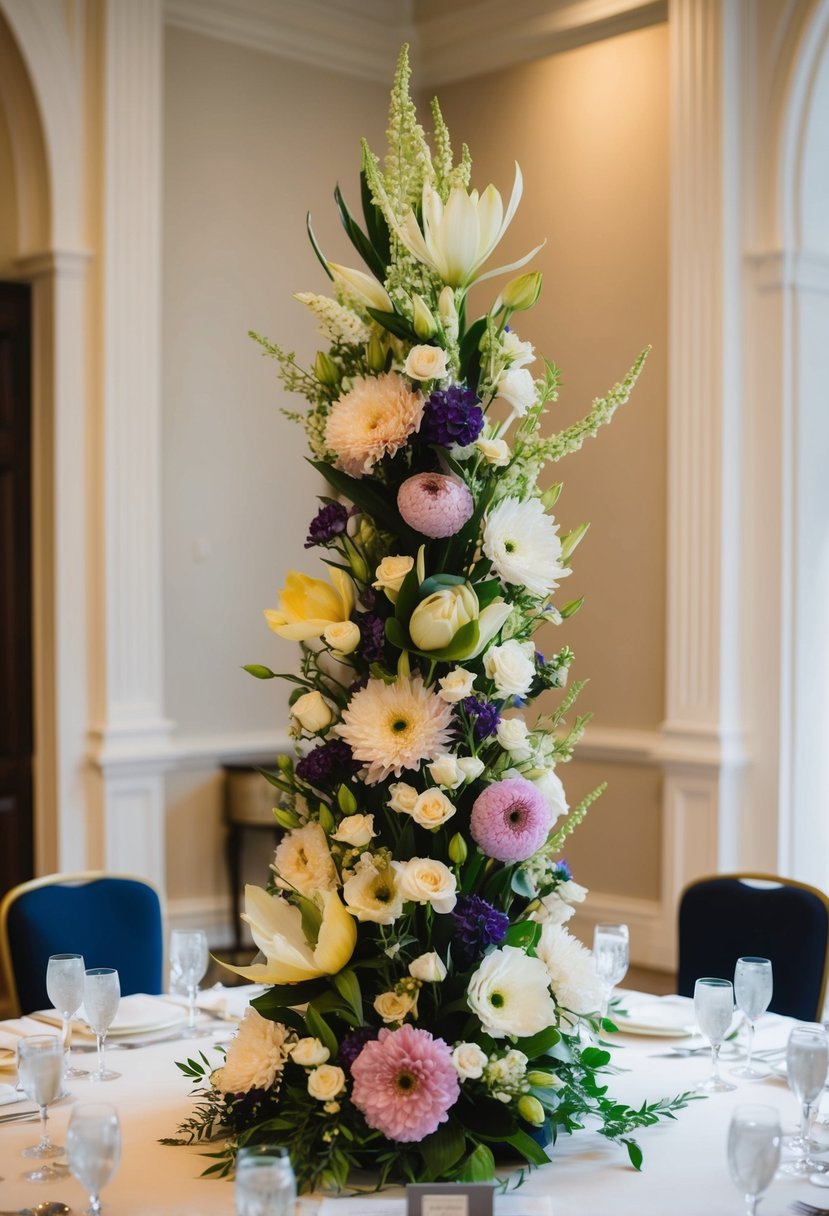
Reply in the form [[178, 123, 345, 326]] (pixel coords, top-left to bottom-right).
[[222, 885, 357, 985], [265, 568, 354, 642]]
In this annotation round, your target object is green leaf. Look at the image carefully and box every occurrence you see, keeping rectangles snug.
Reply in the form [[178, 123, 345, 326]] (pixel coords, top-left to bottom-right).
[[580, 1046, 612, 1069], [295, 894, 322, 945], [366, 306, 417, 343], [458, 1096, 515, 1140], [394, 564, 423, 625], [360, 168, 390, 266], [456, 1143, 496, 1182], [309, 459, 420, 548], [243, 663, 277, 679], [385, 616, 411, 651], [305, 212, 333, 280], [560, 596, 585, 619], [419, 573, 467, 597], [624, 1138, 643, 1171], [403, 619, 480, 663], [517, 1025, 561, 1057], [502, 1128, 551, 1166], [305, 1002, 339, 1057], [251, 979, 327, 1012], [503, 921, 541, 950], [332, 968, 363, 1023], [333, 184, 387, 283], [418, 1119, 466, 1180], [510, 867, 535, 899], [458, 316, 487, 378], [472, 579, 502, 609]]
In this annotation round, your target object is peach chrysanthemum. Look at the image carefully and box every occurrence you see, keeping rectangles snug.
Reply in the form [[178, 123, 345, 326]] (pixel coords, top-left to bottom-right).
[[325, 372, 425, 478], [336, 676, 453, 785]]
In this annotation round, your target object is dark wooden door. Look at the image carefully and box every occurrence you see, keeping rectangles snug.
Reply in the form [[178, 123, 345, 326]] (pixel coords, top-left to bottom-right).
[[0, 282, 33, 896]]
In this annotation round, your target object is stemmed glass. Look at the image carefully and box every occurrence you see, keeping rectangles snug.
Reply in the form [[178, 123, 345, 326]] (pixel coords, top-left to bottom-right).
[[732, 957, 773, 1080], [592, 923, 629, 1020], [727, 1104, 782, 1215], [235, 1145, 296, 1216], [84, 968, 121, 1082], [46, 952, 89, 1080], [694, 977, 737, 1092], [67, 1102, 121, 1215], [170, 930, 211, 1038], [779, 1023, 829, 1176], [16, 1035, 67, 1182]]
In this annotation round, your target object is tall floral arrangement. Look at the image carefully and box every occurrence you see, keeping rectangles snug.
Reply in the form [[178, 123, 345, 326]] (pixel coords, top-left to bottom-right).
[[169, 47, 690, 1192]]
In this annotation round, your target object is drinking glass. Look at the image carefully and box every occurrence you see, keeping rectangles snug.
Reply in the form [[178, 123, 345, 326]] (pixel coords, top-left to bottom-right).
[[235, 1145, 296, 1216], [727, 1104, 782, 1215], [16, 1035, 67, 1182], [779, 1023, 829, 1176], [592, 923, 629, 1020], [67, 1102, 121, 1215], [694, 977, 737, 1092], [46, 952, 89, 1079], [170, 929, 211, 1038], [84, 968, 121, 1082], [732, 957, 773, 1080]]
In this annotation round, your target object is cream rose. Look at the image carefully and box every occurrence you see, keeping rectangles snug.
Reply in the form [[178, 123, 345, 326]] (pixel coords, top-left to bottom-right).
[[437, 667, 476, 703], [451, 1042, 488, 1080], [291, 1037, 330, 1067], [323, 620, 361, 655], [496, 366, 536, 417], [410, 789, 456, 829], [496, 716, 533, 761], [307, 1064, 346, 1101], [404, 344, 448, 382], [456, 756, 485, 782], [333, 813, 376, 847], [427, 754, 463, 790], [409, 951, 447, 982], [484, 638, 536, 700], [291, 690, 334, 733], [398, 857, 457, 914], [388, 782, 419, 815], [475, 438, 510, 466], [409, 584, 478, 652], [372, 555, 414, 604], [374, 990, 416, 1023]]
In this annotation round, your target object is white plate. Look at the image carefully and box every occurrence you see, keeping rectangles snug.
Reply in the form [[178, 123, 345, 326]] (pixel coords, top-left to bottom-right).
[[33, 994, 188, 1038], [613, 1001, 698, 1037]]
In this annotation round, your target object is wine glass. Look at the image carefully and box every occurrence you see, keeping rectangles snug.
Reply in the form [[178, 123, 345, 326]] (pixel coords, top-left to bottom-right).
[[592, 923, 629, 1020], [170, 929, 211, 1038], [727, 1104, 782, 1215], [84, 968, 121, 1082], [235, 1145, 296, 1216], [779, 1023, 829, 1176], [46, 952, 89, 1080], [694, 977, 737, 1092], [16, 1034, 67, 1182], [67, 1102, 121, 1215], [732, 957, 773, 1080]]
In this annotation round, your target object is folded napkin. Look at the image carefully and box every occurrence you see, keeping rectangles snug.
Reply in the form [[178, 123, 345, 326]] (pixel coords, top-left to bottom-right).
[[164, 984, 266, 1021], [34, 993, 188, 1037], [0, 1082, 20, 1106]]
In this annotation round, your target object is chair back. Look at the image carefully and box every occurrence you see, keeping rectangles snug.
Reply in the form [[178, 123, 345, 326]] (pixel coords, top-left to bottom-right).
[[677, 873, 829, 1021], [0, 871, 164, 1015]]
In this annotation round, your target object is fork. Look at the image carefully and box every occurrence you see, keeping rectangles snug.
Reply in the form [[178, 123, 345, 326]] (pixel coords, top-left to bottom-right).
[[789, 1200, 829, 1215]]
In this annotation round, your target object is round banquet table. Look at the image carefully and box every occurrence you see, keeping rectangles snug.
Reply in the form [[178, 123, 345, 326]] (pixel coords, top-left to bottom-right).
[[0, 994, 825, 1216]]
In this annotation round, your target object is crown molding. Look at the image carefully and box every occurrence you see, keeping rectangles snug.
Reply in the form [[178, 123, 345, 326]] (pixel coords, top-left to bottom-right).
[[163, 0, 666, 85]]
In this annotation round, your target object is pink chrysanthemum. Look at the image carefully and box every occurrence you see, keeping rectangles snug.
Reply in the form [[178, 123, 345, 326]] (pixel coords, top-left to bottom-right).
[[470, 776, 552, 862], [397, 473, 474, 538], [350, 1025, 460, 1143], [325, 372, 425, 478], [336, 675, 454, 785]]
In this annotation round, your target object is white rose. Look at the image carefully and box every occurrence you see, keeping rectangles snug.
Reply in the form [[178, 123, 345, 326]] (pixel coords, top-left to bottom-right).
[[496, 367, 537, 417], [409, 951, 447, 983], [484, 638, 536, 700], [437, 667, 476, 703], [467, 945, 557, 1039], [291, 690, 334, 733], [475, 438, 510, 466], [374, 990, 416, 1023], [410, 788, 456, 829], [372, 555, 414, 603], [211, 1008, 291, 1095], [456, 756, 485, 782], [388, 782, 419, 815], [290, 1037, 330, 1067], [323, 620, 361, 655], [496, 716, 533, 762], [427, 754, 464, 790], [452, 1042, 488, 1080], [332, 813, 376, 847], [307, 1064, 346, 1101], [404, 344, 448, 381], [501, 330, 535, 368], [528, 890, 576, 926], [533, 768, 569, 823], [398, 857, 457, 914]]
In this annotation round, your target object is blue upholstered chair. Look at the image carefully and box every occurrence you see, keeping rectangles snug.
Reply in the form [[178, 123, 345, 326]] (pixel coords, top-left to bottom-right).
[[0, 871, 164, 1015], [677, 873, 829, 1022]]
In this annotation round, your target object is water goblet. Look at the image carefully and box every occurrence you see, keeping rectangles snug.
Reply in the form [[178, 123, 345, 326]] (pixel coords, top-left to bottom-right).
[[84, 968, 121, 1082], [694, 977, 737, 1092], [170, 929, 211, 1038], [727, 1104, 782, 1215], [46, 953, 89, 1080], [732, 957, 773, 1080], [592, 923, 629, 1020], [779, 1023, 829, 1176], [67, 1102, 121, 1215], [16, 1035, 67, 1182], [235, 1145, 296, 1216]]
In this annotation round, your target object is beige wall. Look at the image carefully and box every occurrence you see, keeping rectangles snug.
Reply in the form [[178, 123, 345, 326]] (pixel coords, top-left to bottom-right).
[[435, 24, 669, 901], [0, 92, 17, 274]]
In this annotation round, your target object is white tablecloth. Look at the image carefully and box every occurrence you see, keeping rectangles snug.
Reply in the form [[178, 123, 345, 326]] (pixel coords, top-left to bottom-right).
[[0, 995, 824, 1215]]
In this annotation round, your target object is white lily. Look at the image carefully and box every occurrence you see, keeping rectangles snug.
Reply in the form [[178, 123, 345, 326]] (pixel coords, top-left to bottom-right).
[[223, 884, 357, 984], [328, 262, 393, 312], [394, 164, 544, 289]]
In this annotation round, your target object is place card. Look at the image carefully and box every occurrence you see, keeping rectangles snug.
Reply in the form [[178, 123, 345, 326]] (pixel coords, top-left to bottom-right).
[[406, 1182, 494, 1216]]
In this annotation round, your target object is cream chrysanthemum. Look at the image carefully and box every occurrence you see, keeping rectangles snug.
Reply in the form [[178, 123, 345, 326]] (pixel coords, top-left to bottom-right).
[[336, 675, 453, 784], [211, 1008, 293, 1095], [325, 372, 425, 478], [483, 496, 571, 598]]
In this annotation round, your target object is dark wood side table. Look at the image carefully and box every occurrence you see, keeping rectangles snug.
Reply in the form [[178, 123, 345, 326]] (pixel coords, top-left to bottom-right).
[[222, 758, 285, 955]]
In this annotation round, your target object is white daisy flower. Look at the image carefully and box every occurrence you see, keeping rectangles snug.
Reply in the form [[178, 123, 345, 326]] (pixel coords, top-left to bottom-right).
[[483, 497, 571, 598]]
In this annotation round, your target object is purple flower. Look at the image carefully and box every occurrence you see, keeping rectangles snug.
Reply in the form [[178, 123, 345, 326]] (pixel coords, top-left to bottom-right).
[[553, 859, 572, 882], [295, 739, 359, 786], [420, 385, 484, 449], [339, 1026, 378, 1077], [305, 502, 349, 548], [451, 894, 509, 968], [461, 696, 501, 742], [358, 613, 386, 664], [470, 776, 552, 863]]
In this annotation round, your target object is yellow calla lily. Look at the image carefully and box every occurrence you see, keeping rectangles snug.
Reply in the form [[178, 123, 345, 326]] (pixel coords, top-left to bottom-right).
[[222, 885, 357, 984], [265, 568, 355, 641]]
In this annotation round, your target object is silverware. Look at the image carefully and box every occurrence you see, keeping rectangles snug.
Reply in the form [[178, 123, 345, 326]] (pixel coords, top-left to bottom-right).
[[0, 1203, 72, 1215], [72, 1029, 194, 1051], [790, 1201, 829, 1216]]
